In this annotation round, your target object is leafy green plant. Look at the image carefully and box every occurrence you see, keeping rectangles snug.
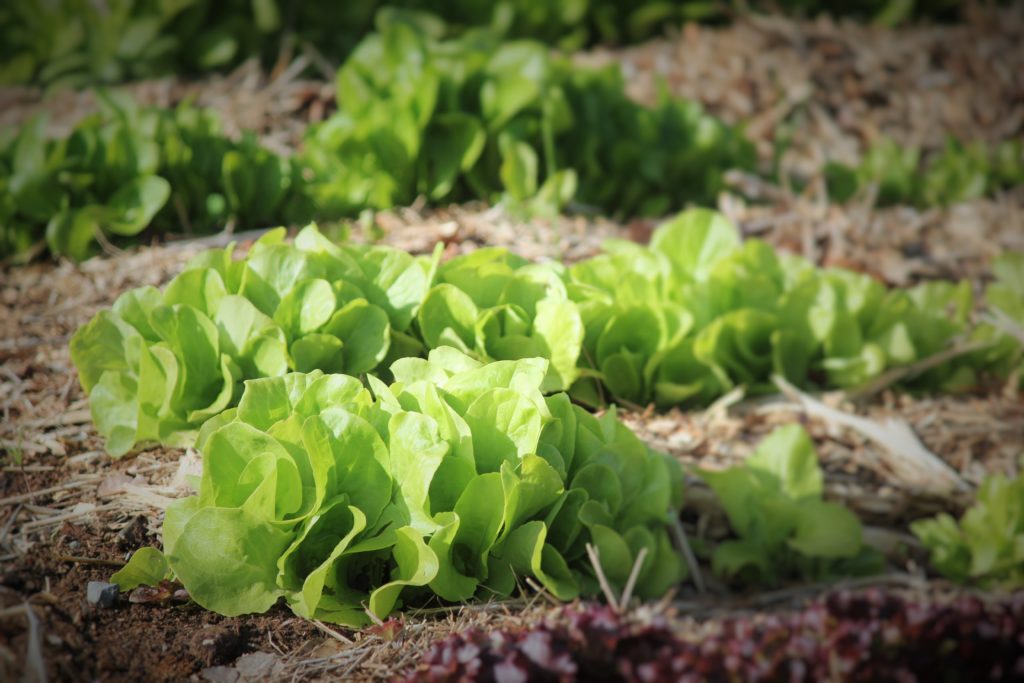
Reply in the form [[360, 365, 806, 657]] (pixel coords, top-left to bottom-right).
[[111, 547, 172, 590], [1, 103, 169, 261], [568, 209, 1022, 409], [0, 93, 299, 262], [0, 1, 991, 90], [699, 424, 883, 585], [70, 225, 436, 456], [299, 17, 754, 220], [71, 213, 1023, 456], [826, 138, 1024, 208], [987, 252, 1024, 330], [0, 0, 290, 89], [121, 349, 685, 624], [911, 465, 1024, 588], [419, 249, 583, 393]]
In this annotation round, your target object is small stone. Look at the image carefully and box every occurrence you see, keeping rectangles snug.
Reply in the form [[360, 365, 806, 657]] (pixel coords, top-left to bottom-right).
[[86, 581, 119, 608], [235, 651, 281, 680], [201, 666, 240, 683]]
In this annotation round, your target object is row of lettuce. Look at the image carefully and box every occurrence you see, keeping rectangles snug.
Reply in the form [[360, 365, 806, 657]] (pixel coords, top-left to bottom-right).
[[70, 210, 1024, 457], [6, 13, 1024, 264], [70, 209, 1022, 619], [0, 16, 752, 263], [108, 363, 1023, 624], [4, 1, 981, 89]]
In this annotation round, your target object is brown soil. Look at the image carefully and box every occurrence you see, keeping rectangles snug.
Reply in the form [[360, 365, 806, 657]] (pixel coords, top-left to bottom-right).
[[1, 513, 318, 683]]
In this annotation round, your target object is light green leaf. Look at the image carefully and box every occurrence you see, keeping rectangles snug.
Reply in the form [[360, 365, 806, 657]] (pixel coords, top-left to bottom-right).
[[110, 547, 170, 590]]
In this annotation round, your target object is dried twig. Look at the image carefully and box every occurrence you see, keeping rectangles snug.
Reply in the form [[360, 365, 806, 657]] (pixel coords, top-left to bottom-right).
[[312, 620, 354, 645], [0, 477, 101, 507], [57, 555, 125, 568], [618, 547, 649, 611], [845, 339, 993, 401], [773, 375, 968, 493], [669, 517, 707, 594], [585, 543, 621, 611]]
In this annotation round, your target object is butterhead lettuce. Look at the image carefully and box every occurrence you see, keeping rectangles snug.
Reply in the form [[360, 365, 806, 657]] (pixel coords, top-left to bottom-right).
[[157, 349, 685, 624]]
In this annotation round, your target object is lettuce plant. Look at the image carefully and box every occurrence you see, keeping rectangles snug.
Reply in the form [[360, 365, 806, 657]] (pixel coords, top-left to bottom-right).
[[699, 425, 883, 586], [912, 465, 1024, 588], [70, 224, 436, 456], [144, 349, 685, 624], [826, 137, 1024, 208], [299, 17, 754, 220], [568, 209, 1022, 409], [0, 1, 983, 90], [72, 213, 1023, 456], [987, 252, 1024, 336], [409, 592, 1024, 682], [0, 94, 299, 262], [418, 248, 583, 393]]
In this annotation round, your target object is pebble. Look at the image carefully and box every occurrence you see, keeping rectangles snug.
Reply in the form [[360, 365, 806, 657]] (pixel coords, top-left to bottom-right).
[[86, 581, 120, 608]]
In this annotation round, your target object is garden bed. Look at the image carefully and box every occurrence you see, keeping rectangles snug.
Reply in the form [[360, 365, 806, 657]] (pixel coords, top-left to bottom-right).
[[2, 199, 1021, 681]]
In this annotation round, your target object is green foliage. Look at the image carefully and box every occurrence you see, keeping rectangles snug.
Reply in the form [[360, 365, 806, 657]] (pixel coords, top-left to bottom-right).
[[0, 0, 296, 89], [70, 225, 436, 456], [1, 1, 979, 90], [147, 349, 685, 623], [0, 93, 298, 262], [699, 425, 883, 585], [71, 215, 1023, 456], [420, 249, 583, 393], [299, 18, 754, 220], [568, 209, 1022, 409], [111, 546, 172, 590], [912, 465, 1024, 588], [3, 16, 753, 262], [825, 138, 1024, 208], [987, 252, 1024, 328]]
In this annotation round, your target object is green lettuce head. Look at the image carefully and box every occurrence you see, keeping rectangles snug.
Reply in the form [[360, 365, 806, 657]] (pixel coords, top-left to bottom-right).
[[70, 224, 437, 456], [159, 349, 686, 624]]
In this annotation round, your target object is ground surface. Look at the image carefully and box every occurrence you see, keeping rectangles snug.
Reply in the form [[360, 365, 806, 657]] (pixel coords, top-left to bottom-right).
[[2, 7, 1024, 682]]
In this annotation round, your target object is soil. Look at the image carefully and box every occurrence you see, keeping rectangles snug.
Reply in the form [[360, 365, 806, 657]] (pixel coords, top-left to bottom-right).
[[1, 513, 318, 682]]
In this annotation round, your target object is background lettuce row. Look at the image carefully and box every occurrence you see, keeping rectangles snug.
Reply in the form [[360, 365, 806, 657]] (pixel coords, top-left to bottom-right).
[[4, 15, 753, 263], [0, 93, 300, 262], [568, 209, 1023, 409], [825, 137, 1024, 208], [70, 225, 438, 456], [298, 15, 754, 220], [699, 425, 883, 586], [1, 1, 975, 90], [143, 349, 686, 624]]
